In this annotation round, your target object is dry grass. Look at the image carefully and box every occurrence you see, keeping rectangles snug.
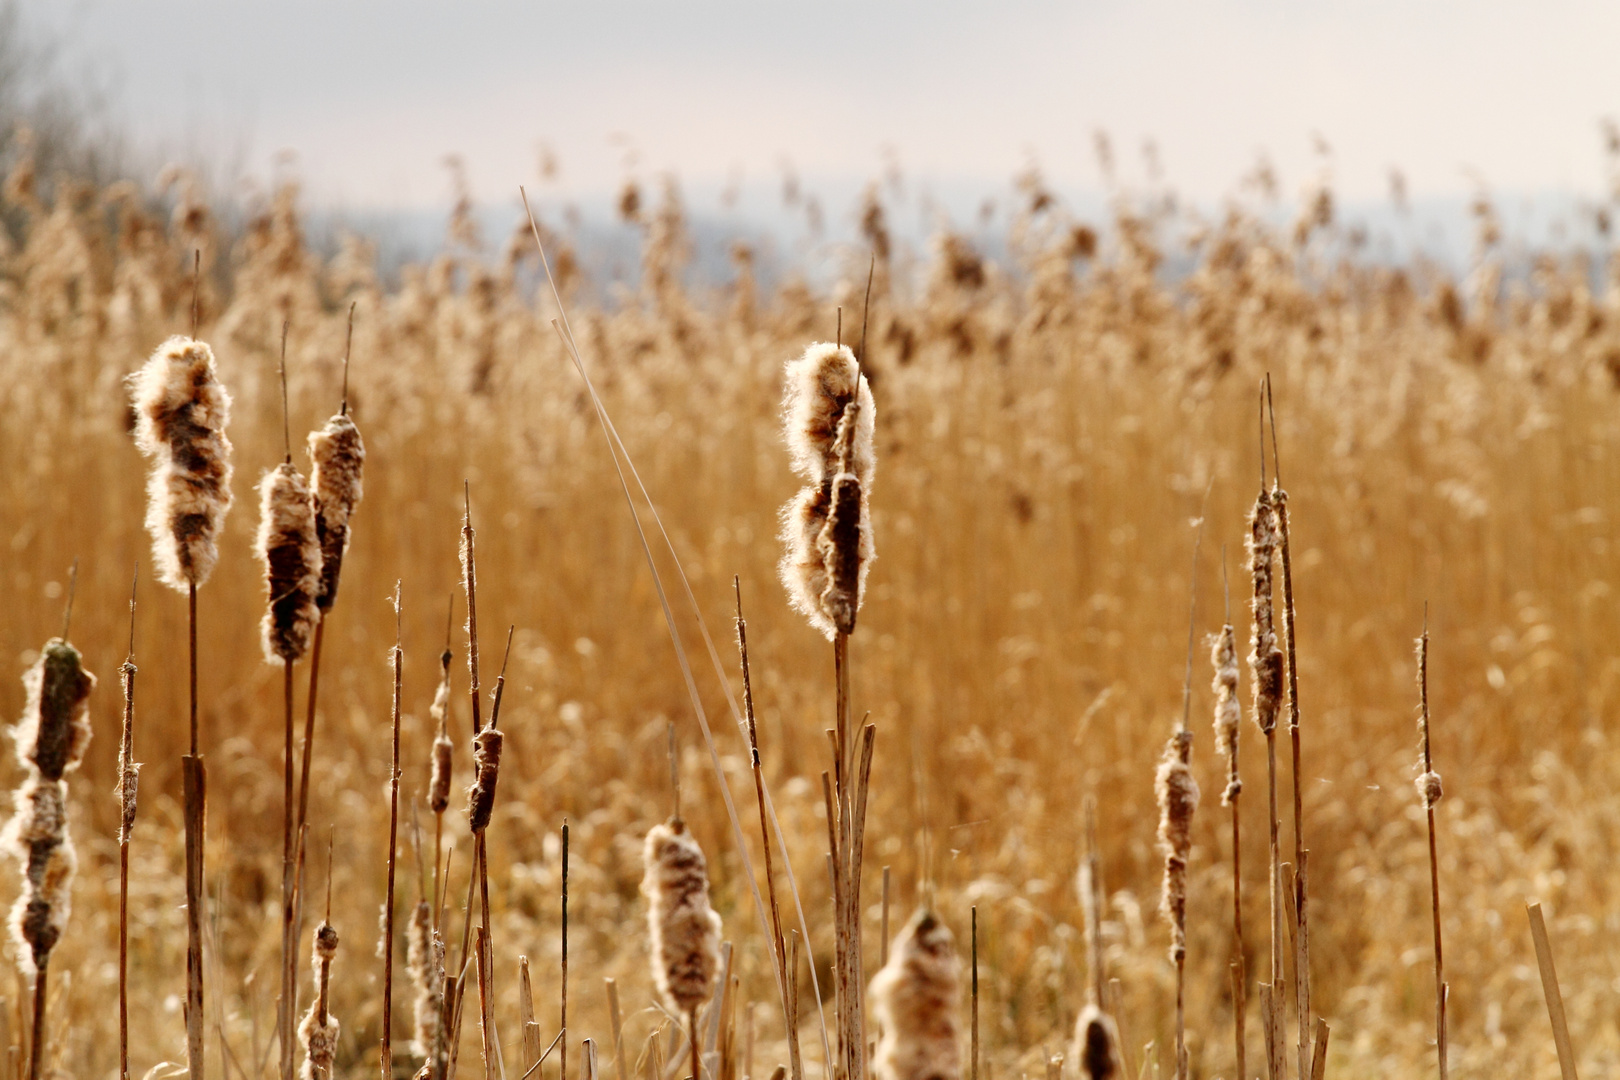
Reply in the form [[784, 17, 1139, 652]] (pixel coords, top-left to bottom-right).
[[1, 166, 1619, 1079]]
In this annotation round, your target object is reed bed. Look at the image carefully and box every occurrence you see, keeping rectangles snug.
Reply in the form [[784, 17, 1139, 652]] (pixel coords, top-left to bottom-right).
[[0, 161, 1618, 1079]]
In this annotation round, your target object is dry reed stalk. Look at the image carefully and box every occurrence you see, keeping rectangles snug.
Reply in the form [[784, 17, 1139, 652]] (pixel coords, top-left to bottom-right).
[[1526, 903, 1578, 1080], [117, 574, 140, 1080], [518, 958, 541, 1073], [969, 907, 978, 1080], [608, 976, 627, 1080], [1267, 385, 1311, 1080], [562, 819, 571, 1080], [1246, 398, 1286, 1079], [779, 338, 878, 1080], [130, 328, 234, 1080], [1414, 623, 1447, 1079], [7, 634, 94, 1080], [1211, 602, 1245, 1080], [382, 584, 404, 1079], [643, 818, 722, 1080], [869, 910, 962, 1080], [733, 581, 798, 1080]]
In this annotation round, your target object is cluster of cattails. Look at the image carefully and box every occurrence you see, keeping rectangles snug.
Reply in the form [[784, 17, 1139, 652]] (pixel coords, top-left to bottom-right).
[[870, 910, 963, 1080], [779, 342, 876, 639]]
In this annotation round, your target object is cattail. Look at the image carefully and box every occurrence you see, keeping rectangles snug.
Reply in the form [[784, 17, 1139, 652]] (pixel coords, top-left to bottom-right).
[[116, 659, 139, 843], [778, 342, 877, 640], [6, 640, 95, 976], [1070, 1004, 1121, 1080], [1247, 491, 1282, 735], [306, 413, 365, 611], [407, 901, 445, 1063], [1210, 625, 1241, 804], [130, 336, 234, 590], [428, 654, 453, 815], [298, 922, 340, 1080], [465, 727, 503, 833], [1156, 730, 1199, 963], [255, 462, 323, 664], [869, 909, 962, 1080], [641, 818, 722, 1015]]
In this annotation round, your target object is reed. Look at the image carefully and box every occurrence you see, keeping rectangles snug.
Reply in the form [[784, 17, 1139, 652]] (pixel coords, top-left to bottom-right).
[[129, 325, 234, 1080], [382, 584, 403, 1079]]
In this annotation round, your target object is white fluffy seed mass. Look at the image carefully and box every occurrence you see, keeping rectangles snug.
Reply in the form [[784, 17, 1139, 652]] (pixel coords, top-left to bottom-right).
[[641, 818, 722, 1015], [130, 335, 234, 589], [779, 342, 877, 639], [870, 909, 962, 1080], [255, 462, 323, 663]]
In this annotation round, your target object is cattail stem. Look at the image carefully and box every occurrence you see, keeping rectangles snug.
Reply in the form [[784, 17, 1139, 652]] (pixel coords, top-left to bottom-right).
[[118, 588, 138, 1080], [281, 658, 299, 1080], [970, 907, 979, 1080], [1416, 625, 1446, 1080], [186, 579, 207, 1080], [27, 962, 46, 1080], [295, 619, 326, 866], [689, 1010, 701, 1080], [383, 591, 403, 1080], [1527, 903, 1579, 1080], [561, 819, 570, 1080], [1231, 797, 1247, 1080]]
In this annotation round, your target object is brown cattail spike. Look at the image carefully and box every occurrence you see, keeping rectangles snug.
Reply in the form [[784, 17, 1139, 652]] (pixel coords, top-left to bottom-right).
[[130, 336, 235, 590], [870, 909, 962, 1080], [465, 728, 503, 833], [1247, 489, 1282, 735], [1071, 1004, 1121, 1080], [1211, 624, 1241, 803], [255, 462, 323, 663], [6, 639, 94, 977], [642, 818, 722, 1016], [307, 412, 365, 611], [779, 342, 877, 640], [299, 921, 341, 1080], [1156, 729, 1199, 965]]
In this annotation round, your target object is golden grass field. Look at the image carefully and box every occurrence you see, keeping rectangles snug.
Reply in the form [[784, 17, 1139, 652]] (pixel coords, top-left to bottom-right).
[[0, 163, 1618, 1079]]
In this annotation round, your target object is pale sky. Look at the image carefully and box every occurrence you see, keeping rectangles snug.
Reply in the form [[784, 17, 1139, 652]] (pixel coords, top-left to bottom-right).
[[27, 0, 1620, 212]]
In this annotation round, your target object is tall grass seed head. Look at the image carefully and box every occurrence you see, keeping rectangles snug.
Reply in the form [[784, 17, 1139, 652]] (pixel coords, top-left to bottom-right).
[[870, 908, 963, 1080], [255, 461, 323, 663], [307, 412, 365, 611], [642, 817, 722, 1015], [130, 335, 234, 589]]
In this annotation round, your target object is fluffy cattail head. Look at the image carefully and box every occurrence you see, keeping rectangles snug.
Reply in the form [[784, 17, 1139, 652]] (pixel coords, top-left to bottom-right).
[[1246, 490, 1283, 734], [407, 901, 445, 1060], [16, 640, 95, 781], [255, 462, 324, 663], [298, 1007, 339, 1080], [3, 776, 76, 973], [1209, 625, 1241, 804], [117, 660, 140, 843], [1155, 729, 1199, 964], [1417, 771, 1444, 807], [779, 343, 877, 639], [465, 727, 503, 833], [307, 413, 365, 611], [641, 817, 722, 1015], [130, 336, 234, 590], [870, 909, 962, 1080], [1070, 1004, 1121, 1080]]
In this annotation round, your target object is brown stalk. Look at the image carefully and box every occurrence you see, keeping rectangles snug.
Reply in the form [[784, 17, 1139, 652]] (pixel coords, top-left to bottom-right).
[[734, 580, 798, 1080], [118, 569, 139, 1080], [184, 577, 208, 1080], [274, 322, 300, 1080], [383, 584, 403, 1079], [608, 976, 627, 1080], [1526, 902, 1579, 1080], [970, 906, 979, 1080], [518, 958, 540, 1074], [1416, 619, 1446, 1080], [1268, 379, 1311, 1079], [562, 819, 571, 1080]]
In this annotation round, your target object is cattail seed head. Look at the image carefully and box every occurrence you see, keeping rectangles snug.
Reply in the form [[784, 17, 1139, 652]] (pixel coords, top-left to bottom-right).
[[3, 776, 76, 974], [779, 343, 877, 640], [1247, 490, 1283, 735], [1417, 771, 1444, 807], [642, 817, 722, 1015], [130, 336, 235, 590], [1209, 625, 1241, 804], [1155, 729, 1199, 964], [407, 900, 445, 1061], [117, 661, 139, 843], [16, 640, 95, 781], [869, 908, 962, 1080], [299, 921, 340, 1080], [307, 413, 365, 611], [465, 727, 503, 833], [255, 462, 323, 663], [1070, 1004, 1121, 1080]]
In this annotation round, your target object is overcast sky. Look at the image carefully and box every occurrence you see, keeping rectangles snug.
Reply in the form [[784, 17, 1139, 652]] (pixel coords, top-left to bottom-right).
[[26, 0, 1620, 213]]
